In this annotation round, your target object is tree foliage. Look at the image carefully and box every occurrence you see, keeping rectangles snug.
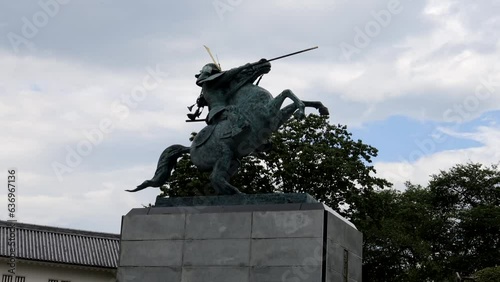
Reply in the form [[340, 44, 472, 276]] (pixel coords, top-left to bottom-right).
[[261, 115, 391, 218], [428, 163, 500, 277], [359, 163, 500, 281], [474, 266, 500, 282]]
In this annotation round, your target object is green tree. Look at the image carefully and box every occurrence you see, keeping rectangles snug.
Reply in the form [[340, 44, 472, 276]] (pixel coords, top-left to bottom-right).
[[427, 163, 500, 277], [356, 185, 448, 281], [162, 114, 391, 218], [474, 266, 500, 282], [359, 163, 500, 281]]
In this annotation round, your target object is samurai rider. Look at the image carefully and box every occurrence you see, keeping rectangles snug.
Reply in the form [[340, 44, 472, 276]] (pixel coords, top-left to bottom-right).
[[192, 59, 271, 138]]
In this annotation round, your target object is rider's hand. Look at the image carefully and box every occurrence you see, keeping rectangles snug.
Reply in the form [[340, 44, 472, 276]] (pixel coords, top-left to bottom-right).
[[258, 58, 271, 74]]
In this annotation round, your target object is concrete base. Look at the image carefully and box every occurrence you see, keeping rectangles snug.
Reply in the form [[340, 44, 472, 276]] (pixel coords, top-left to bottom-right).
[[155, 193, 319, 207], [117, 201, 362, 282]]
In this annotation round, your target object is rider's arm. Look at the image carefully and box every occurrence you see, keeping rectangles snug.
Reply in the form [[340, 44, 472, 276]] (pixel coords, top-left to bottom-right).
[[219, 59, 270, 83], [216, 63, 253, 84]]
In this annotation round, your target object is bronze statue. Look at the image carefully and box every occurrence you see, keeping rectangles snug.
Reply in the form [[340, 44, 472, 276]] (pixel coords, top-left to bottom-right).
[[128, 48, 329, 195]]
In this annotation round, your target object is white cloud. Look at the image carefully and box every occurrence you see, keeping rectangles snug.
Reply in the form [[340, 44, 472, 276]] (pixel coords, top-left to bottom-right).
[[2, 165, 160, 233], [0, 51, 184, 157], [272, 0, 337, 11], [375, 125, 500, 190]]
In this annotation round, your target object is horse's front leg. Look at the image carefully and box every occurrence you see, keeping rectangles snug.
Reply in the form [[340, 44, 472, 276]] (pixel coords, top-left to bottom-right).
[[302, 101, 329, 116], [266, 89, 306, 120], [272, 100, 330, 130]]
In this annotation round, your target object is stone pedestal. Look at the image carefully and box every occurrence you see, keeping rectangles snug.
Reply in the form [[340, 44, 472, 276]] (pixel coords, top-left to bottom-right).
[[117, 194, 362, 282]]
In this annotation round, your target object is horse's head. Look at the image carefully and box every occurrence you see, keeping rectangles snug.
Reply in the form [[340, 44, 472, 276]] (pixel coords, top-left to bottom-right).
[[195, 63, 222, 86]]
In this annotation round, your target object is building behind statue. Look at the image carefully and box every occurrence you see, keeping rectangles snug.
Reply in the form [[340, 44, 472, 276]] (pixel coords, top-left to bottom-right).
[[0, 220, 119, 282]]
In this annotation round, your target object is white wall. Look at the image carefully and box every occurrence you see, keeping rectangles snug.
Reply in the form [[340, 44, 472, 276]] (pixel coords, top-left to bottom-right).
[[0, 258, 116, 282]]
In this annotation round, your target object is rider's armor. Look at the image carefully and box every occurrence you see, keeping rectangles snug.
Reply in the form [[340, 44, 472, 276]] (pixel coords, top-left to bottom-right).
[[195, 62, 263, 138]]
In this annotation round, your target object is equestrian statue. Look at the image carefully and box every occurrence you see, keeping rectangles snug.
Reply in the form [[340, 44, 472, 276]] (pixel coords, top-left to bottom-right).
[[127, 47, 329, 195]]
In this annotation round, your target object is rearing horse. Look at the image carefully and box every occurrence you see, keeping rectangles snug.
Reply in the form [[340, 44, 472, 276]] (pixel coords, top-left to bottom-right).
[[128, 62, 329, 195]]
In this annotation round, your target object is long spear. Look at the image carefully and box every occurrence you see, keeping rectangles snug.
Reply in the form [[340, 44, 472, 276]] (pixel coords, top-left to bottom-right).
[[251, 46, 318, 88], [267, 46, 318, 63]]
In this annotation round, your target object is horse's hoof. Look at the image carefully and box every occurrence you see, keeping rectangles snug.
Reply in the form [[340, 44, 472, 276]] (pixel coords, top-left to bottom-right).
[[319, 106, 330, 116], [229, 187, 244, 195], [294, 110, 306, 120]]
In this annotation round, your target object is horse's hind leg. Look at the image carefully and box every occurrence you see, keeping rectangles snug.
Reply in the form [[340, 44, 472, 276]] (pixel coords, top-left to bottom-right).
[[210, 146, 242, 195]]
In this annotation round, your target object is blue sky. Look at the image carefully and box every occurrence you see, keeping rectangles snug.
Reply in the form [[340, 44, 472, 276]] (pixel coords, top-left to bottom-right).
[[0, 0, 499, 233], [352, 110, 500, 162]]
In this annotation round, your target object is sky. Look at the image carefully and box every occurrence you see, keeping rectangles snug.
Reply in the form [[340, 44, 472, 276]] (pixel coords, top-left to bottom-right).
[[0, 0, 499, 234]]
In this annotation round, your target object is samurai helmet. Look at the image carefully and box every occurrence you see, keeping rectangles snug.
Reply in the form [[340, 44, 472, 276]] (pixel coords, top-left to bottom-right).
[[195, 63, 222, 86]]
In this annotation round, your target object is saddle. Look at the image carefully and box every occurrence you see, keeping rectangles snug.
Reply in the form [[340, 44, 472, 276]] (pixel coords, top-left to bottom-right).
[[193, 113, 250, 148], [193, 124, 216, 148]]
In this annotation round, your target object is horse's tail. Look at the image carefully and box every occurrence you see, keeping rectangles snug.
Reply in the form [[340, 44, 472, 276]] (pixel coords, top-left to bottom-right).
[[126, 144, 190, 192]]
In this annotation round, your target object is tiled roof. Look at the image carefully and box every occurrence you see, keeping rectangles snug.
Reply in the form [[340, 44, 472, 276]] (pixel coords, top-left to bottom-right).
[[0, 220, 120, 268]]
